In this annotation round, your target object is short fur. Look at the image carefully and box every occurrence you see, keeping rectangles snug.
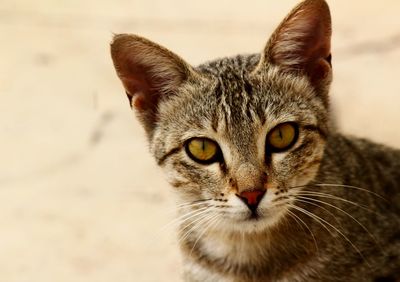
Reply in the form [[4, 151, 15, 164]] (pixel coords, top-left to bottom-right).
[[110, 0, 400, 281]]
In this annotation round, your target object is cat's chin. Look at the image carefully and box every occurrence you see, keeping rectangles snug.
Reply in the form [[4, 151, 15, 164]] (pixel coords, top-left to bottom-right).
[[219, 207, 287, 234]]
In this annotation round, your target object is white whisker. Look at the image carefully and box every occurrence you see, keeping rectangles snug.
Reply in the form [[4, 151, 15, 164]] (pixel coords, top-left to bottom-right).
[[288, 203, 370, 266], [177, 211, 216, 245], [150, 206, 211, 245], [286, 208, 319, 254], [294, 198, 343, 227], [292, 189, 375, 213], [313, 183, 388, 202], [290, 183, 387, 202], [163, 200, 210, 215], [189, 215, 221, 257], [158, 206, 210, 234], [295, 195, 382, 252], [176, 199, 212, 209]]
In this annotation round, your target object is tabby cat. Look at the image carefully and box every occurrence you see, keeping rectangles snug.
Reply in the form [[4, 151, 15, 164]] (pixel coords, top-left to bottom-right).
[[110, 0, 400, 281]]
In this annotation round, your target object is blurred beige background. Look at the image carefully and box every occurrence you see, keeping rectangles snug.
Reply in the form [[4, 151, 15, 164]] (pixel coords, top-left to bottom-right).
[[1, 0, 399, 281]]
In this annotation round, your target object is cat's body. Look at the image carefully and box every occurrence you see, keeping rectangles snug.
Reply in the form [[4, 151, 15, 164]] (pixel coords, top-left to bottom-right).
[[110, 0, 400, 281]]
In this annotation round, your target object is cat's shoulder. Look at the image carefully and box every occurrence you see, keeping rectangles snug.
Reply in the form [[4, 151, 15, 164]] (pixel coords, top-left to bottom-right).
[[325, 133, 400, 188], [328, 133, 400, 162]]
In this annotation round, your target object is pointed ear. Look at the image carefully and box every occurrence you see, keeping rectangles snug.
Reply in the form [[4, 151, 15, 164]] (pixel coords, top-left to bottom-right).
[[258, 0, 332, 89], [110, 34, 194, 135]]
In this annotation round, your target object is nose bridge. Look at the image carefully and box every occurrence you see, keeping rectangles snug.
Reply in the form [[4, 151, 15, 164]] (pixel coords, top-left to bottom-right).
[[235, 163, 265, 193]]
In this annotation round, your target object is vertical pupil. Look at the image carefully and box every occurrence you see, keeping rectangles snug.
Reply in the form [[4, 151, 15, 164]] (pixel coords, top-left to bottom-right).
[[278, 128, 283, 139], [202, 140, 205, 151]]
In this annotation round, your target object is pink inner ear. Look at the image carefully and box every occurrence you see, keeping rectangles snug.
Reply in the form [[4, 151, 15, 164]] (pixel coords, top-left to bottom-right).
[[122, 63, 156, 111], [302, 22, 331, 82], [308, 57, 331, 84]]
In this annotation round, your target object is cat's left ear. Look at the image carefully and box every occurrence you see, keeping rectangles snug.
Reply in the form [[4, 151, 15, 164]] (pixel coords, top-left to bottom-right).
[[257, 0, 332, 90]]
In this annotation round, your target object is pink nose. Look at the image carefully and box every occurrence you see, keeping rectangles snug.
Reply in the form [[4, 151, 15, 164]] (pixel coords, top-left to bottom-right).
[[236, 189, 266, 211]]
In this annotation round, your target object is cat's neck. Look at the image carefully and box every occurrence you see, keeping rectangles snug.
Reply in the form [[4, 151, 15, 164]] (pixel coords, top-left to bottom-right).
[[180, 215, 323, 281]]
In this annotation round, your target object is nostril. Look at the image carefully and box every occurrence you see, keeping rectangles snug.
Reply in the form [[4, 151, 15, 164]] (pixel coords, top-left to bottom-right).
[[236, 189, 266, 210]]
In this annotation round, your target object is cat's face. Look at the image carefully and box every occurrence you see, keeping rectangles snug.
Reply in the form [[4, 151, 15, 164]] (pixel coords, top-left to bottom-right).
[[151, 61, 328, 233], [111, 0, 332, 234]]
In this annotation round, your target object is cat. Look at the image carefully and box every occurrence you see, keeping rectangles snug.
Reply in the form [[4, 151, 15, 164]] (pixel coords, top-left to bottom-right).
[[110, 0, 400, 281]]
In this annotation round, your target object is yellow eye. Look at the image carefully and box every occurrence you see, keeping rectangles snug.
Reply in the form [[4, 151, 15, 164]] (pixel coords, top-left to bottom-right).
[[267, 123, 298, 152], [186, 138, 220, 164]]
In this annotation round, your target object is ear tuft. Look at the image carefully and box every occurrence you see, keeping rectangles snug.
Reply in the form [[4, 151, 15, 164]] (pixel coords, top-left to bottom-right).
[[110, 34, 192, 135]]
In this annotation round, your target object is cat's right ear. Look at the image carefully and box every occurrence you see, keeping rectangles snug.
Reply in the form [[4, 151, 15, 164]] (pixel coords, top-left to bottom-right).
[[110, 34, 194, 135]]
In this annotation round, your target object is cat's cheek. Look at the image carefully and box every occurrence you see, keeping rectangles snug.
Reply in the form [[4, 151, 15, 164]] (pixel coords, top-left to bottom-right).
[[164, 168, 188, 188], [259, 190, 290, 220], [291, 163, 321, 188], [270, 151, 289, 164], [290, 144, 325, 187]]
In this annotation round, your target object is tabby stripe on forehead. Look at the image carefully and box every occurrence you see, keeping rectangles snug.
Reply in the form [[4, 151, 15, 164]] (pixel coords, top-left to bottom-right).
[[211, 81, 223, 132], [157, 146, 181, 166], [217, 77, 230, 127], [243, 75, 254, 121]]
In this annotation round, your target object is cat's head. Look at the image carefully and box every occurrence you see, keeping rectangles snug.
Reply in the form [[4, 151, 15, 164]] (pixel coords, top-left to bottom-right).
[[111, 0, 332, 233]]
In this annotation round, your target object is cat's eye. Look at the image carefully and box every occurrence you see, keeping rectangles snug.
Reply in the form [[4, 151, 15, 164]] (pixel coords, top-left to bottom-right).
[[185, 138, 221, 164], [267, 122, 299, 152]]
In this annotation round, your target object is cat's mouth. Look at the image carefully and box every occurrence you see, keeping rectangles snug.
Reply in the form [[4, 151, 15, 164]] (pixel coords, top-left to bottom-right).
[[233, 205, 287, 232], [248, 210, 262, 221]]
